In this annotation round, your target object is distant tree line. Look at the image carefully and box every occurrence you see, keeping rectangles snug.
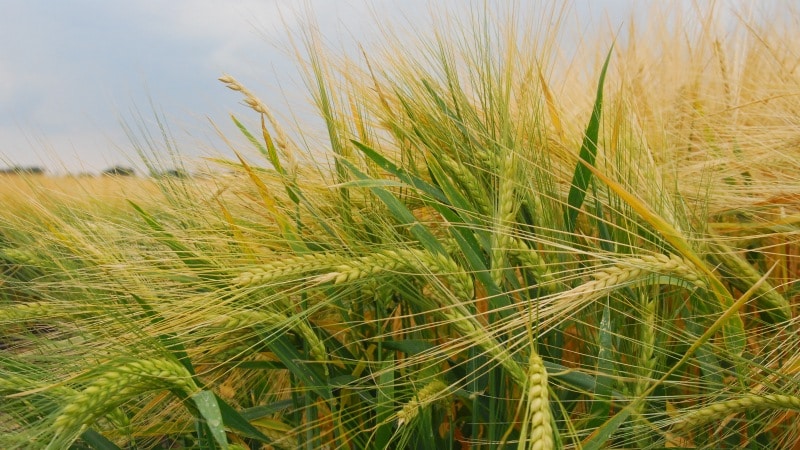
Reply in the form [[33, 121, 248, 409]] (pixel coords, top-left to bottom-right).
[[102, 166, 135, 176], [0, 166, 46, 175], [0, 165, 190, 178]]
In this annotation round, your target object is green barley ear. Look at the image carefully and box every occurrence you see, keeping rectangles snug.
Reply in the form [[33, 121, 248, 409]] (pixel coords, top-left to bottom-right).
[[49, 358, 198, 449], [396, 379, 449, 427], [518, 351, 553, 450], [671, 394, 800, 434]]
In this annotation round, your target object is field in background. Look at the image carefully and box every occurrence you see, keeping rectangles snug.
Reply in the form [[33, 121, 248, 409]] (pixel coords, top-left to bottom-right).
[[2, 2, 800, 449]]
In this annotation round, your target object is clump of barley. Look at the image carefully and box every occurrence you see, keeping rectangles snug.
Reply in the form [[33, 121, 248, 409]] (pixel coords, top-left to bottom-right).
[[396, 379, 449, 426], [518, 351, 553, 450], [672, 394, 800, 433], [50, 358, 198, 447], [437, 154, 491, 215]]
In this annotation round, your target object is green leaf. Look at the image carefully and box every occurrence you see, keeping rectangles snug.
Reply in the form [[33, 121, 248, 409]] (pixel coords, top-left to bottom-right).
[[79, 429, 122, 450], [381, 339, 436, 355], [587, 300, 614, 428], [581, 407, 633, 450], [350, 140, 448, 204], [335, 179, 408, 189], [215, 393, 275, 443], [240, 399, 295, 421], [563, 46, 613, 233], [266, 334, 332, 401], [375, 357, 395, 448], [192, 390, 228, 449]]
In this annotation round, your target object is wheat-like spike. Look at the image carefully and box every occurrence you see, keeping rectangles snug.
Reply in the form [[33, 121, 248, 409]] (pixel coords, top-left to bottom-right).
[[672, 394, 800, 432], [1, 247, 42, 265], [0, 302, 62, 322], [507, 238, 555, 290], [0, 373, 74, 397], [518, 351, 553, 450], [1, 373, 133, 443], [437, 153, 491, 214], [635, 253, 708, 289], [571, 253, 707, 300], [491, 150, 519, 288], [50, 358, 198, 447], [632, 289, 658, 447], [396, 379, 448, 426], [234, 253, 345, 287], [329, 249, 474, 300], [707, 240, 791, 321], [218, 73, 298, 172]]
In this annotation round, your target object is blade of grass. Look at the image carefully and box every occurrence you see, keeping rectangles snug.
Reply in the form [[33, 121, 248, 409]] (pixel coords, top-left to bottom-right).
[[79, 429, 122, 450], [563, 46, 613, 233], [215, 394, 275, 444], [192, 390, 229, 450], [375, 357, 395, 448]]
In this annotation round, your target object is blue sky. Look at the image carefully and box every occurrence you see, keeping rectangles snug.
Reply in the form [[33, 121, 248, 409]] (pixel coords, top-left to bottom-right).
[[0, 0, 742, 174]]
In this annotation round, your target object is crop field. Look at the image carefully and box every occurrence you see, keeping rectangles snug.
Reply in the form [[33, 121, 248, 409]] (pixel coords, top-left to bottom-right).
[[2, 3, 799, 449]]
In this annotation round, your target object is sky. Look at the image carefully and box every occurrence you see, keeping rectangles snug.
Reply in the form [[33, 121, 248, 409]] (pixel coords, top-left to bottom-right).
[[0, 0, 746, 175]]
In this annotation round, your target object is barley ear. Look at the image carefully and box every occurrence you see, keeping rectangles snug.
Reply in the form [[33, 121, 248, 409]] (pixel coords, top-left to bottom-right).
[[49, 358, 198, 449], [396, 379, 449, 426], [518, 351, 553, 450], [672, 394, 800, 433]]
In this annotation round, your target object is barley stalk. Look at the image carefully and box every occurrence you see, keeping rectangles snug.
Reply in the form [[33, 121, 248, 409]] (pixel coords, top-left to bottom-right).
[[437, 153, 491, 215], [396, 379, 449, 426], [2, 247, 41, 265], [211, 310, 328, 375], [518, 351, 553, 450], [672, 394, 800, 433], [218, 73, 298, 173], [633, 291, 658, 448], [0, 302, 63, 322]]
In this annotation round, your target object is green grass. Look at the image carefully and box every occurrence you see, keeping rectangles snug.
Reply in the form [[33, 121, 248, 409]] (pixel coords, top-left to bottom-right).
[[2, 2, 800, 449]]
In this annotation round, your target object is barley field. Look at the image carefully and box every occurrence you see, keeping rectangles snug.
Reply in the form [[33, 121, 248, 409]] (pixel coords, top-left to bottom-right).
[[2, 2, 799, 449]]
